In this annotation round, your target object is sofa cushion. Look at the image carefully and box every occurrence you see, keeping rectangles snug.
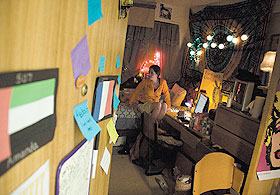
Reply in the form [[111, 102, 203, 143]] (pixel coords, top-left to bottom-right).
[[170, 83, 187, 106]]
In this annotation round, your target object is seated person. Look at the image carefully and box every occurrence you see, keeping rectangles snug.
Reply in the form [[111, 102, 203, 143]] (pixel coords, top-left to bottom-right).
[[129, 65, 171, 121]]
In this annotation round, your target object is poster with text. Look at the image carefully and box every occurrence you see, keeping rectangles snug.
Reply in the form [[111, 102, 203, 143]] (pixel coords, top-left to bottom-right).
[[0, 69, 58, 176]]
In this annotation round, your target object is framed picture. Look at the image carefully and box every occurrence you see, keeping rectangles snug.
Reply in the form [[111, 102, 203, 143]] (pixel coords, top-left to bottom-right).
[[159, 3, 172, 20], [92, 76, 117, 123]]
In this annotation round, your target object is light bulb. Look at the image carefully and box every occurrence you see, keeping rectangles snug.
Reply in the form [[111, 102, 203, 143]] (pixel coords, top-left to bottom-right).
[[187, 42, 192, 47], [226, 35, 233, 42], [190, 51, 195, 55], [203, 43, 208, 48], [207, 35, 213, 41], [197, 50, 202, 56], [232, 37, 238, 44], [218, 44, 225, 49], [210, 42, 217, 48], [241, 34, 248, 41]]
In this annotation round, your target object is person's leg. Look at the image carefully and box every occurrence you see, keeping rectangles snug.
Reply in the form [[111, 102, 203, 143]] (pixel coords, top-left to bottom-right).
[[157, 102, 167, 120], [150, 102, 161, 120]]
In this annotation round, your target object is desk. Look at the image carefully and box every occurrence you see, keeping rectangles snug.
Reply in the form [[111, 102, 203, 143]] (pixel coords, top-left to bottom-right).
[[162, 113, 216, 175]]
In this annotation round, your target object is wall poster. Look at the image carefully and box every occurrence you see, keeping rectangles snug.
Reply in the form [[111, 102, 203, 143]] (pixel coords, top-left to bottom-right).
[[0, 69, 58, 176], [257, 80, 280, 180]]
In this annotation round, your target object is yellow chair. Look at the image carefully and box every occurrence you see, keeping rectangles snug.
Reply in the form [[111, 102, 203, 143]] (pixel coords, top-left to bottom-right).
[[193, 152, 244, 195]]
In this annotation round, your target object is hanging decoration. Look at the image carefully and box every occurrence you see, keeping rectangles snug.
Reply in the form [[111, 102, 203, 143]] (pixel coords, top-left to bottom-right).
[[182, 0, 274, 80], [139, 51, 161, 77], [188, 37, 203, 64]]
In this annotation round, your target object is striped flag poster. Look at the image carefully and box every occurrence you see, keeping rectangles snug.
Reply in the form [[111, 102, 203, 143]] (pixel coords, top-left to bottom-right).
[[92, 76, 117, 122], [0, 69, 58, 176]]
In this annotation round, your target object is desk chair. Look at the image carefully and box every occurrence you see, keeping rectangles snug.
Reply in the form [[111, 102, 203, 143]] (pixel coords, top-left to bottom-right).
[[142, 112, 182, 176], [193, 152, 244, 195]]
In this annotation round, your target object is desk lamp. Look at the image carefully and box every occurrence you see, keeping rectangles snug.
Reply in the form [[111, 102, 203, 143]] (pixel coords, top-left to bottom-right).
[[260, 51, 276, 86]]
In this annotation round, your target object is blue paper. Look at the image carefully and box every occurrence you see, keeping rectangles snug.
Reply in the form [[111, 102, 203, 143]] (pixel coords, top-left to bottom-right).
[[116, 56, 121, 68], [99, 56, 105, 72], [113, 91, 120, 110], [88, 0, 103, 26], [117, 74, 121, 84], [73, 100, 101, 141]]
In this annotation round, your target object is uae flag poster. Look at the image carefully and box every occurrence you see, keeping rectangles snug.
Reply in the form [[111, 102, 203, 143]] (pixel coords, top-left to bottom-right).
[[0, 69, 58, 176]]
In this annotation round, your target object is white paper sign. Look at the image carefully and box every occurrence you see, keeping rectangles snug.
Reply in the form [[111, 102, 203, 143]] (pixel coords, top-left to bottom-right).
[[100, 147, 111, 175], [11, 160, 49, 195], [91, 150, 99, 179]]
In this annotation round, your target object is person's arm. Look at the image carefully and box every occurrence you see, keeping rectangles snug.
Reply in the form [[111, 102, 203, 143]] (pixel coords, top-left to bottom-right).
[[162, 80, 171, 109], [129, 79, 145, 105]]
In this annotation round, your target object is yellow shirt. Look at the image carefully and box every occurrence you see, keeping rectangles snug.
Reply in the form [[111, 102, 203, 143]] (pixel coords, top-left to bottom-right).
[[129, 78, 171, 108]]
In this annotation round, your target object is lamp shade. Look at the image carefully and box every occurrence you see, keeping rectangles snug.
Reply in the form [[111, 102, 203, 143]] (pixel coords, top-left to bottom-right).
[[260, 51, 276, 72]]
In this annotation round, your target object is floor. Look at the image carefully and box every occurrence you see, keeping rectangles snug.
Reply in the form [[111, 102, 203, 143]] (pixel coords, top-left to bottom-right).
[[108, 147, 166, 195]]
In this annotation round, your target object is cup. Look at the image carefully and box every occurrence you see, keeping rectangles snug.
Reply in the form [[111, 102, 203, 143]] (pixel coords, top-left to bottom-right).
[[249, 96, 266, 118]]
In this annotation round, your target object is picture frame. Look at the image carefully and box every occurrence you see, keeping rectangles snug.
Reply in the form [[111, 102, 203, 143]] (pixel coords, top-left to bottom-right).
[[91, 76, 117, 123], [158, 3, 172, 20]]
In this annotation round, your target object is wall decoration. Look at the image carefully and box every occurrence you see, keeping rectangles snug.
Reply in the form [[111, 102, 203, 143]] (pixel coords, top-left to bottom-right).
[[56, 139, 94, 195], [71, 35, 91, 87], [73, 100, 101, 142], [92, 76, 117, 122], [158, 3, 172, 20], [11, 160, 49, 195], [257, 80, 280, 181], [199, 69, 223, 110], [88, 0, 103, 26], [183, 0, 274, 80], [0, 69, 58, 176]]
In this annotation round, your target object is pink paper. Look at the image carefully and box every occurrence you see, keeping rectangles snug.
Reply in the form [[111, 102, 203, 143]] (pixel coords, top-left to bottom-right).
[[0, 88, 12, 162]]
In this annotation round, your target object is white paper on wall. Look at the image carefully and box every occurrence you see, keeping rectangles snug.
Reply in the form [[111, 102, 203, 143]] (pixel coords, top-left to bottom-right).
[[10, 160, 50, 195]]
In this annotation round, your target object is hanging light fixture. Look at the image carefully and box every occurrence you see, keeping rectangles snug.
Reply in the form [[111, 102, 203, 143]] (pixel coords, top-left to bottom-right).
[[241, 34, 248, 41], [226, 35, 233, 42], [211, 42, 217, 48], [187, 42, 192, 47], [218, 43, 225, 49]]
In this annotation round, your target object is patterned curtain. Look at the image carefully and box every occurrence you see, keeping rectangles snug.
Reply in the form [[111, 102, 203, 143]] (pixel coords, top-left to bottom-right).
[[122, 21, 180, 84], [182, 0, 274, 80]]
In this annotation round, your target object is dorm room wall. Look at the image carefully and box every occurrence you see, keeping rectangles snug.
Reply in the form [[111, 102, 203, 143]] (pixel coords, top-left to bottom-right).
[[0, 0, 128, 194]]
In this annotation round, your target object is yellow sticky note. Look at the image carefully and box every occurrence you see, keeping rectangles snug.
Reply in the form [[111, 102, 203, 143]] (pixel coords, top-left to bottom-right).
[[106, 119, 119, 144]]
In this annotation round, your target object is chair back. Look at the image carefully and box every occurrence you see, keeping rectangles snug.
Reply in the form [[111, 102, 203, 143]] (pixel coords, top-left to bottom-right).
[[193, 152, 235, 195]]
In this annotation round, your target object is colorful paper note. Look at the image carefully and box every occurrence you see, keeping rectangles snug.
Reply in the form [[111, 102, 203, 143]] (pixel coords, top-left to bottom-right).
[[11, 160, 49, 195], [93, 80, 115, 121], [106, 119, 119, 144], [100, 146, 111, 175], [73, 101, 101, 141], [88, 0, 103, 26], [116, 56, 121, 68], [71, 35, 91, 85], [113, 91, 120, 110], [117, 74, 121, 84], [98, 56, 105, 72]]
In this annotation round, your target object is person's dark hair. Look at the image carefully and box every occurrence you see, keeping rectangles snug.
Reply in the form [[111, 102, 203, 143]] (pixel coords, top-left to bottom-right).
[[150, 65, 160, 77]]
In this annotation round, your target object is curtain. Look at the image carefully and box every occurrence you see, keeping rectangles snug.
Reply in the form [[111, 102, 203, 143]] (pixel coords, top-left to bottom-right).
[[122, 21, 180, 84], [182, 0, 274, 81]]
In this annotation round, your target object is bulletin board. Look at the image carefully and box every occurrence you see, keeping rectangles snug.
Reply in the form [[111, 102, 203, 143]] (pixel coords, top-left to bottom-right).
[[56, 139, 94, 195]]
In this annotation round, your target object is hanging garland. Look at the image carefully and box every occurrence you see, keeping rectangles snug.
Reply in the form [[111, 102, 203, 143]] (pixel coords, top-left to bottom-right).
[[189, 37, 202, 63]]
